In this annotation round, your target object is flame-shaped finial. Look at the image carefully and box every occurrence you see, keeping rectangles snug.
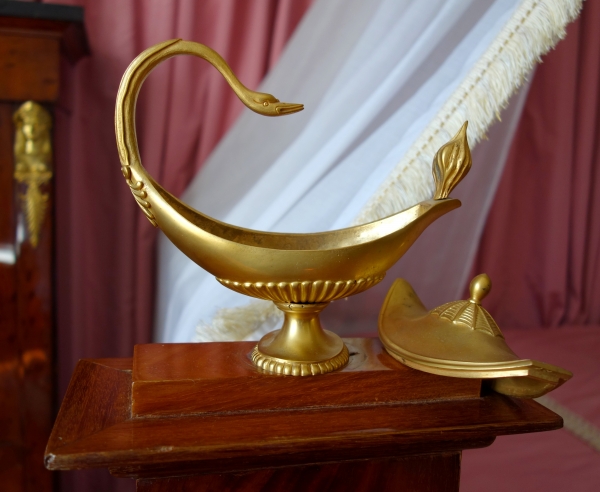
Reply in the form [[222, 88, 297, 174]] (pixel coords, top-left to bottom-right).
[[432, 122, 472, 199]]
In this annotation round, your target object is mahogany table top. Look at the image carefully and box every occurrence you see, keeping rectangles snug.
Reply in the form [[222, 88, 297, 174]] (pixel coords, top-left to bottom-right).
[[45, 339, 562, 480]]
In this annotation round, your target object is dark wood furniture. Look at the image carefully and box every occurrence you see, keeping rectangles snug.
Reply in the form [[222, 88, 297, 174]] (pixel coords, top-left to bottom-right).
[[45, 339, 562, 491], [0, 3, 87, 491]]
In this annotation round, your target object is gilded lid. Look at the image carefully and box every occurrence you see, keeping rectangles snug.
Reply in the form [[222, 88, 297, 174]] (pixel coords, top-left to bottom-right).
[[430, 274, 503, 338], [378, 274, 572, 398]]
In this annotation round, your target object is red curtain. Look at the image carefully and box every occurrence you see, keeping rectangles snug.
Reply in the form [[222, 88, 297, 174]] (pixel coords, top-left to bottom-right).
[[472, 0, 600, 329], [49, 2, 313, 490]]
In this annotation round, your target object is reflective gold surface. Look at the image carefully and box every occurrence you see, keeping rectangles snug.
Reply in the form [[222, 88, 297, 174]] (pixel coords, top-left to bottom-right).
[[433, 122, 471, 199], [13, 101, 53, 248], [430, 274, 502, 337], [251, 303, 349, 376], [379, 275, 572, 398], [115, 39, 468, 375]]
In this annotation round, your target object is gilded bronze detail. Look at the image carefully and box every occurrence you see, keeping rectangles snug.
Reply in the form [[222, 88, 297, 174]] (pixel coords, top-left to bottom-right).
[[379, 275, 572, 398], [251, 302, 350, 376], [115, 39, 470, 375], [217, 276, 385, 304], [433, 122, 472, 199], [13, 101, 53, 248], [430, 274, 503, 338]]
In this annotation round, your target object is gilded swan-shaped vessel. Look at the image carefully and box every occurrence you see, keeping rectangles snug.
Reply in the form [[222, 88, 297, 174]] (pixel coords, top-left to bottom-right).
[[115, 39, 472, 376]]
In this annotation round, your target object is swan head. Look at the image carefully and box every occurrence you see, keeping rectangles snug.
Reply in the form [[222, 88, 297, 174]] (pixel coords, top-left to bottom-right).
[[245, 91, 304, 117]]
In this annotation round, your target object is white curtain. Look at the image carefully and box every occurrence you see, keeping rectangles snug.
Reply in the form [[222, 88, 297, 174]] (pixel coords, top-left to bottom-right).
[[155, 0, 579, 343]]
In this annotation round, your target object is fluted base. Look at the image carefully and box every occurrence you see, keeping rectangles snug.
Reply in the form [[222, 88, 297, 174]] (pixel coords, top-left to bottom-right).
[[251, 302, 349, 376]]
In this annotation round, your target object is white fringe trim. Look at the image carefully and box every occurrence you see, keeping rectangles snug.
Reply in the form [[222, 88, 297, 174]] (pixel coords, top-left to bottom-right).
[[354, 0, 582, 224], [193, 301, 282, 342], [196, 0, 582, 343], [537, 395, 600, 452]]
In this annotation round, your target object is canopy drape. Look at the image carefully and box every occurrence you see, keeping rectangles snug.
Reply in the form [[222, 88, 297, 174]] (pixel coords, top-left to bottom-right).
[[472, 0, 600, 328], [157, 0, 580, 343]]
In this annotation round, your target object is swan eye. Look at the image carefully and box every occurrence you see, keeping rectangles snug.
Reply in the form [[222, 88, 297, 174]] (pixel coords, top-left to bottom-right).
[[263, 101, 269, 106]]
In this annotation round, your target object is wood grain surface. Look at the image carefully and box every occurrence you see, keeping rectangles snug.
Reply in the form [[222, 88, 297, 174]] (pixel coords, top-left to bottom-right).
[[136, 453, 462, 492], [0, 99, 53, 492], [0, 34, 59, 102], [131, 339, 482, 417], [0, 10, 86, 491], [46, 352, 562, 483]]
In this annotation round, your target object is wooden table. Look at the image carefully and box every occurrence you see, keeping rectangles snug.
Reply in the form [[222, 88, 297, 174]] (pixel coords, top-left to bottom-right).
[[45, 339, 562, 491]]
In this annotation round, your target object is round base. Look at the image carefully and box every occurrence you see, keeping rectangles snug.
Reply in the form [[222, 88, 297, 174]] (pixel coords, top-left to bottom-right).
[[251, 302, 349, 376], [251, 342, 349, 376]]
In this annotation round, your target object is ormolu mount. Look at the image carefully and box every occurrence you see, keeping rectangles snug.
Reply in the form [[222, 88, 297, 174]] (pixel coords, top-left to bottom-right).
[[115, 39, 471, 376]]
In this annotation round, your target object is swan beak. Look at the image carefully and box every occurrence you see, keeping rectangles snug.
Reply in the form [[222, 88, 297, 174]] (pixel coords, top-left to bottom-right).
[[275, 103, 304, 115]]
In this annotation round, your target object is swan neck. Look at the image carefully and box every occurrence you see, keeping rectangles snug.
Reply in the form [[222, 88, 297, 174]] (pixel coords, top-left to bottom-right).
[[115, 39, 249, 173]]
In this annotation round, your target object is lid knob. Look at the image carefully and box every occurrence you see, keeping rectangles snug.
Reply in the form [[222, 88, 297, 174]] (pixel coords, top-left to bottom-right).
[[469, 273, 491, 304]]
